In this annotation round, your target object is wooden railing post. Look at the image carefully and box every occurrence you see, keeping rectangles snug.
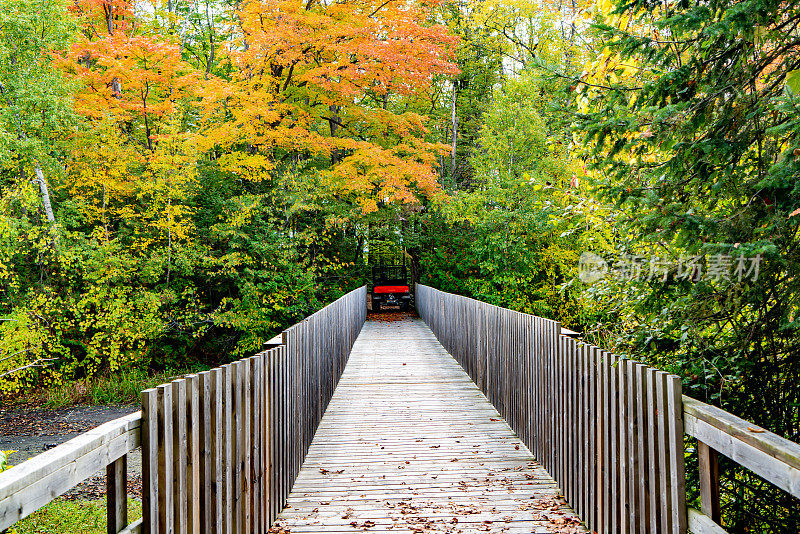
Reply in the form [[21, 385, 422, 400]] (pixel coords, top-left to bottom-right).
[[698, 441, 722, 524], [141, 389, 159, 534], [667, 375, 688, 534], [106, 454, 127, 534]]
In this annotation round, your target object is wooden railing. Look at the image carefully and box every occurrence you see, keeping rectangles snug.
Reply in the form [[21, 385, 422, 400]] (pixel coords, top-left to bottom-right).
[[139, 286, 366, 534], [683, 397, 800, 534], [0, 411, 143, 534], [416, 283, 800, 534], [5, 283, 796, 534], [0, 286, 367, 534]]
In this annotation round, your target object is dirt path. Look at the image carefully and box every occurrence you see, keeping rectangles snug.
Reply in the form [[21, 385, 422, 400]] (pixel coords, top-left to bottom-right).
[[0, 404, 142, 500]]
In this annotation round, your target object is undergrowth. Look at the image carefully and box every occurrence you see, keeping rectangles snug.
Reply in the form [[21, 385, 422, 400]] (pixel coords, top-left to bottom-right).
[[9, 498, 142, 534]]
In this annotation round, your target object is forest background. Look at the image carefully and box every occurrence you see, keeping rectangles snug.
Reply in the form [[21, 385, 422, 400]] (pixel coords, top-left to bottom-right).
[[1, 0, 799, 530]]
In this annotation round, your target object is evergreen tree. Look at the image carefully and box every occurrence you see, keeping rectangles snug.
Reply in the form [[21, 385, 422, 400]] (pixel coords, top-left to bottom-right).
[[579, 0, 800, 529]]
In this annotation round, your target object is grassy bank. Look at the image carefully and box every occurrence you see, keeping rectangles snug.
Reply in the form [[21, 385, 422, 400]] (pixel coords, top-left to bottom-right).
[[10, 498, 142, 534], [3, 367, 210, 408]]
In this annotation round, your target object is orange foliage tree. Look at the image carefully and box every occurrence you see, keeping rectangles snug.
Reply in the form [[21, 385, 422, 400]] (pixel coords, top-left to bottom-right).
[[60, 0, 201, 254], [199, 0, 459, 215]]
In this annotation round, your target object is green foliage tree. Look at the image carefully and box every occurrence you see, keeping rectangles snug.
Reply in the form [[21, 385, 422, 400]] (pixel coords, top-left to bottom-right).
[[421, 75, 615, 325], [438, 0, 505, 189], [0, 0, 80, 392], [0, 0, 75, 179]]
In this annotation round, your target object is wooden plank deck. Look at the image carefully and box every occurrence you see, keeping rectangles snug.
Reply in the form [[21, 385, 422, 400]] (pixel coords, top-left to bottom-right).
[[270, 317, 586, 534]]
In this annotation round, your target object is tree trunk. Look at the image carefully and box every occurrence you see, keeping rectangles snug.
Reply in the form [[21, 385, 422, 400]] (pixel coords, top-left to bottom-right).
[[35, 164, 55, 223], [206, 1, 215, 79], [168, 0, 176, 32], [103, 1, 123, 97], [102, 184, 109, 240], [111, 78, 122, 98], [329, 105, 341, 164], [450, 81, 458, 186], [104, 0, 114, 35]]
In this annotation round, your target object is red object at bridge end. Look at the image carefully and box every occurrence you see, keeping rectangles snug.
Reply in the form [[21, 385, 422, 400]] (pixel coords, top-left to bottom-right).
[[374, 285, 410, 294]]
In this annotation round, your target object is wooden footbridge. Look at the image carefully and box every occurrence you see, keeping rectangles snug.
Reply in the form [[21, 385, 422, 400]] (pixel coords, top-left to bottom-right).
[[2, 285, 800, 534], [274, 318, 582, 533]]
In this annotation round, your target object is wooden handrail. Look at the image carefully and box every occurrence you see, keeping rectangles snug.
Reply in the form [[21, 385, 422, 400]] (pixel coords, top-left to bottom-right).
[[0, 411, 142, 533], [683, 396, 800, 481], [683, 396, 800, 533], [687, 508, 727, 534], [139, 286, 367, 534]]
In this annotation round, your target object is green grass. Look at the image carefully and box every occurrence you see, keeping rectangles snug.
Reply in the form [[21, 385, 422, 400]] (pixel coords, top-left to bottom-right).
[[10, 498, 142, 534], [39, 367, 207, 408]]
